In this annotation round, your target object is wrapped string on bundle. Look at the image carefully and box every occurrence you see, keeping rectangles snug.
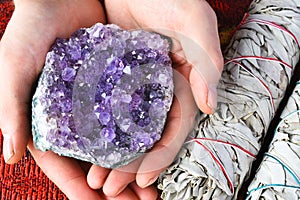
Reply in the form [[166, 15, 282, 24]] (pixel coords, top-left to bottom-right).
[[158, 0, 300, 199], [246, 81, 300, 199]]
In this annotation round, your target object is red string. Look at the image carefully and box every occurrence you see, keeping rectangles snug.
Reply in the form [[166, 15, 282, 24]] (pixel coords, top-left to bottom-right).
[[227, 14, 299, 116], [224, 60, 276, 116], [245, 18, 300, 47], [193, 139, 235, 194], [232, 13, 250, 36], [191, 137, 257, 194], [224, 54, 294, 116], [193, 138, 256, 158], [191, 11, 298, 198], [228, 56, 293, 70], [232, 12, 299, 47]]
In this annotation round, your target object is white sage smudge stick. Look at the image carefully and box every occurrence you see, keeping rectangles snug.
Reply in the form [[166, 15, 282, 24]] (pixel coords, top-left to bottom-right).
[[246, 81, 300, 199], [158, 0, 300, 199]]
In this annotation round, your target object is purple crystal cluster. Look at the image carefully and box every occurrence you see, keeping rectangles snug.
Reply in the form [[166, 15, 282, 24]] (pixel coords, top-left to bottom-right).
[[32, 23, 173, 168]]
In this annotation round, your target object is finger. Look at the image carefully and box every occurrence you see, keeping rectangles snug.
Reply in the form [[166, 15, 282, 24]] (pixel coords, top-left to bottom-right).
[[137, 70, 197, 188], [0, 47, 33, 164], [0, 107, 30, 164], [178, 0, 223, 113], [0, 36, 37, 164], [99, 187, 139, 200], [27, 140, 101, 200], [87, 165, 110, 189], [103, 169, 136, 197], [136, 102, 182, 188], [0, 7, 58, 164], [129, 182, 158, 200], [101, 153, 146, 196], [0, 63, 31, 164]]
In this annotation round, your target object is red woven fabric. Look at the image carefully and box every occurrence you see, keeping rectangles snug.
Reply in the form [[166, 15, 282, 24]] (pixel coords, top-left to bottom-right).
[[0, 0, 251, 199], [0, 0, 13, 39]]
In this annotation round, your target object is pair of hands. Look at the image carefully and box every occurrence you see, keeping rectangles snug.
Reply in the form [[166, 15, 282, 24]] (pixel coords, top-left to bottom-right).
[[0, 0, 223, 199]]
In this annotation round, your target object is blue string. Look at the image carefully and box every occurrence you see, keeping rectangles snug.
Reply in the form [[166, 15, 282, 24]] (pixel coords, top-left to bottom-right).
[[246, 153, 300, 199], [265, 153, 300, 185], [267, 109, 300, 185], [280, 109, 300, 120], [246, 184, 300, 200], [246, 84, 300, 199]]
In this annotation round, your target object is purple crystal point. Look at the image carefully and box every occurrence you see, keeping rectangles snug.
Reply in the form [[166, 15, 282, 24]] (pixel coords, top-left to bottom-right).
[[32, 23, 173, 168]]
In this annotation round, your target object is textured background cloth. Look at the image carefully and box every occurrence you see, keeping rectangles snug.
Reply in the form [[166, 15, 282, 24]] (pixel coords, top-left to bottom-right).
[[0, 0, 252, 199]]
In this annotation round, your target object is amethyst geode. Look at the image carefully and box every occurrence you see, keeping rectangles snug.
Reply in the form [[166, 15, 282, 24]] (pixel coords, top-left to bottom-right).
[[32, 23, 173, 168]]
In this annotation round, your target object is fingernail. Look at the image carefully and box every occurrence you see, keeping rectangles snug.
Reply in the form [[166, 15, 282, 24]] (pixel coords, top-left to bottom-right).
[[141, 175, 159, 188], [207, 84, 218, 111], [3, 134, 14, 163]]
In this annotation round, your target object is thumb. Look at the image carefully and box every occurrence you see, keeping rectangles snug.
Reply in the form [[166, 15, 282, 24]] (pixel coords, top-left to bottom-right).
[[136, 70, 197, 188], [0, 18, 44, 164], [0, 0, 105, 164], [179, 1, 223, 114], [0, 49, 33, 164], [0, 100, 31, 164]]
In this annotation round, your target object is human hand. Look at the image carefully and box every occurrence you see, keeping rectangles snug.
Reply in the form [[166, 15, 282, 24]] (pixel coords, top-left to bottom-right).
[[27, 139, 158, 200], [87, 0, 223, 197], [105, 0, 224, 114], [0, 0, 104, 164], [0, 0, 110, 199], [1, 1, 159, 199]]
